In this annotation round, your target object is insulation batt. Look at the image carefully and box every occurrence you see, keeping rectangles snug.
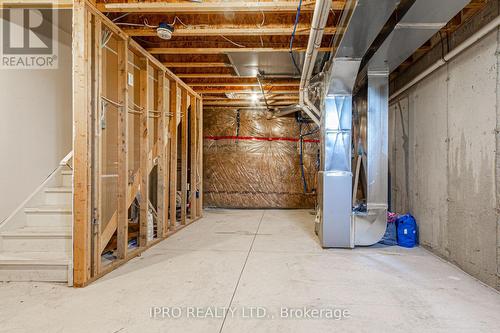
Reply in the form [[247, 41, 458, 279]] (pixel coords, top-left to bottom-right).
[[203, 109, 319, 208]]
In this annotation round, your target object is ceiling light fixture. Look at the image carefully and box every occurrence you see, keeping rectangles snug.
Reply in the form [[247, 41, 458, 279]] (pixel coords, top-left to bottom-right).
[[157, 22, 175, 40]]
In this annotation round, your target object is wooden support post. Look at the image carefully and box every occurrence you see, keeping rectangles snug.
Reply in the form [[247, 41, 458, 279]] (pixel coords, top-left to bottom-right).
[[139, 58, 149, 247], [73, 0, 92, 287], [116, 38, 129, 259], [156, 73, 166, 237], [189, 94, 197, 219], [180, 89, 188, 225], [197, 98, 203, 216], [169, 81, 178, 231]]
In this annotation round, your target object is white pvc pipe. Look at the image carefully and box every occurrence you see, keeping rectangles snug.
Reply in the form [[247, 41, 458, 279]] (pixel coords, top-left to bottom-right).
[[297, 0, 331, 125], [390, 16, 500, 101]]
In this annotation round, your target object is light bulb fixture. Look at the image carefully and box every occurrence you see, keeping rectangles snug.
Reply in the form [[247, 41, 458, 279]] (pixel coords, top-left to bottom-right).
[[157, 22, 174, 40], [250, 93, 259, 103]]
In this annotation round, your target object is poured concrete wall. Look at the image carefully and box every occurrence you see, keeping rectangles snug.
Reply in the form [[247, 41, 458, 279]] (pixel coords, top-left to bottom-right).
[[389, 28, 499, 290]]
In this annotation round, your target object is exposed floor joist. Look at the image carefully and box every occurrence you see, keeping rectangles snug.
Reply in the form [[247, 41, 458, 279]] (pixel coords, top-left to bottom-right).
[[186, 82, 300, 87], [97, 1, 346, 13], [123, 26, 338, 37], [163, 62, 232, 68], [95, 0, 343, 110], [196, 89, 299, 94], [148, 47, 331, 54]]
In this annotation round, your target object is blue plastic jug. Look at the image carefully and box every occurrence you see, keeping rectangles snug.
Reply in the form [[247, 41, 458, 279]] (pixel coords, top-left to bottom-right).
[[396, 214, 418, 248]]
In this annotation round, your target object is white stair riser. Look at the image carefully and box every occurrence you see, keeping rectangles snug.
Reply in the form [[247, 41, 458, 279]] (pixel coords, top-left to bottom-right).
[[61, 173, 72, 187], [45, 191, 72, 205], [2, 236, 71, 252], [0, 265, 68, 282], [26, 213, 71, 228]]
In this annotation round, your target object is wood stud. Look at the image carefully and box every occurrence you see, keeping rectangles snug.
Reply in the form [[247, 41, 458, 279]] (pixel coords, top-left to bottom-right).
[[180, 90, 188, 225]]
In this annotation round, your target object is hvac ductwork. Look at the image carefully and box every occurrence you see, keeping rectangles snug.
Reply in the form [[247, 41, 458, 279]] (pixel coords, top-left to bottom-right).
[[319, 0, 470, 248], [318, 0, 399, 248]]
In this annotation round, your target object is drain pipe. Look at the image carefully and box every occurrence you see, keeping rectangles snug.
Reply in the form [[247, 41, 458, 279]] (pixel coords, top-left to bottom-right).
[[273, 0, 330, 124]]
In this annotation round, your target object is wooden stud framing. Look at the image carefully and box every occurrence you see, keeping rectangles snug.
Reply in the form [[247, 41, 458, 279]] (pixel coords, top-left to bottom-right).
[[139, 58, 149, 247], [168, 81, 179, 231], [73, 0, 204, 287], [189, 95, 198, 219], [73, 0, 92, 287], [163, 79, 171, 237], [91, 15, 102, 277], [180, 90, 188, 225], [116, 37, 129, 259], [197, 98, 203, 216], [156, 73, 166, 237]]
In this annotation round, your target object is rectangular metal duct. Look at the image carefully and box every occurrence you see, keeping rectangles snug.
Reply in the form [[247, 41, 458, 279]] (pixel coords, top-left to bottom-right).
[[326, 0, 401, 95], [227, 52, 324, 78], [318, 0, 399, 248], [369, 0, 471, 71]]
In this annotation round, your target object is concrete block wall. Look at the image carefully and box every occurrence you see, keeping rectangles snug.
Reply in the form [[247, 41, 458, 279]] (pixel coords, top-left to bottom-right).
[[389, 27, 500, 291]]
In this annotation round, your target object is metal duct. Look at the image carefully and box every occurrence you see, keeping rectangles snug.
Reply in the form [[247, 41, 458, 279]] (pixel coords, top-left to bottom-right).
[[369, 0, 471, 72], [352, 0, 471, 246], [352, 70, 389, 246], [318, 0, 399, 248]]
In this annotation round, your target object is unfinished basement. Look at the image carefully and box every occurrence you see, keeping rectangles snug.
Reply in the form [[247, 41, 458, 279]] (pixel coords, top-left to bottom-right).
[[0, 0, 500, 332]]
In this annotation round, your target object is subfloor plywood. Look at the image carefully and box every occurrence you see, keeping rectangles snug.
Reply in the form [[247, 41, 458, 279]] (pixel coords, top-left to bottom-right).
[[0, 209, 499, 332]]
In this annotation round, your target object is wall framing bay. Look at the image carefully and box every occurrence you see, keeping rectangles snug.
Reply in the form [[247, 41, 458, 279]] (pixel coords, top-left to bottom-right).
[[73, 0, 203, 287]]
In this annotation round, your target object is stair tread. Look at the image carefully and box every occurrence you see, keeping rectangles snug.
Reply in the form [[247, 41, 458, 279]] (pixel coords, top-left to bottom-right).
[[25, 205, 72, 213], [0, 251, 70, 264], [1, 226, 71, 237], [45, 187, 72, 193]]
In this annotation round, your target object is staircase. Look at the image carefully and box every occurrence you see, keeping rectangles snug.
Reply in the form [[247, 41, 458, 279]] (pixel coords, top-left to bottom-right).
[[0, 156, 73, 284]]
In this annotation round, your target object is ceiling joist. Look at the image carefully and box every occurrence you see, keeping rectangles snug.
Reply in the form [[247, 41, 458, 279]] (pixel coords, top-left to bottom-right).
[[197, 89, 299, 94], [98, 1, 346, 14], [148, 47, 331, 54], [187, 82, 300, 87], [203, 96, 299, 101], [164, 62, 231, 68], [123, 26, 338, 37]]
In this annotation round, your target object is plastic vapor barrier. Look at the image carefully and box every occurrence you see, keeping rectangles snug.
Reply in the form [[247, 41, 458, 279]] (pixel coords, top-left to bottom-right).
[[203, 109, 319, 208]]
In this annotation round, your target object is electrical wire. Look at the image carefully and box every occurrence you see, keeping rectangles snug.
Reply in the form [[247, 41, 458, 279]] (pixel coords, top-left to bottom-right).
[[289, 0, 303, 75], [112, 13, 129, 22], [299, 122, 308, 193], [114, 16, 246, 49], [101, 28, 113, 48], [257, 10, 265, 27], [256, 74, 271, 112], [220, 35, 246, 48], [299, 122, 319, 193]]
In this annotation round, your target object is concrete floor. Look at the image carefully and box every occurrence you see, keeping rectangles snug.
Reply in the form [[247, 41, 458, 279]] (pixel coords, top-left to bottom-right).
[[1, 209, 500, 333]]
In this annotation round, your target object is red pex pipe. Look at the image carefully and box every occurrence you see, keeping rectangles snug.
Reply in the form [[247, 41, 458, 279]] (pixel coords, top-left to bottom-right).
[[204, 135, 320, 143]]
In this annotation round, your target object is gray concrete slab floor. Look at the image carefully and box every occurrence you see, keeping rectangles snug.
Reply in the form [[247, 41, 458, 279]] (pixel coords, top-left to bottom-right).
[[0, 209, 499, 332]]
